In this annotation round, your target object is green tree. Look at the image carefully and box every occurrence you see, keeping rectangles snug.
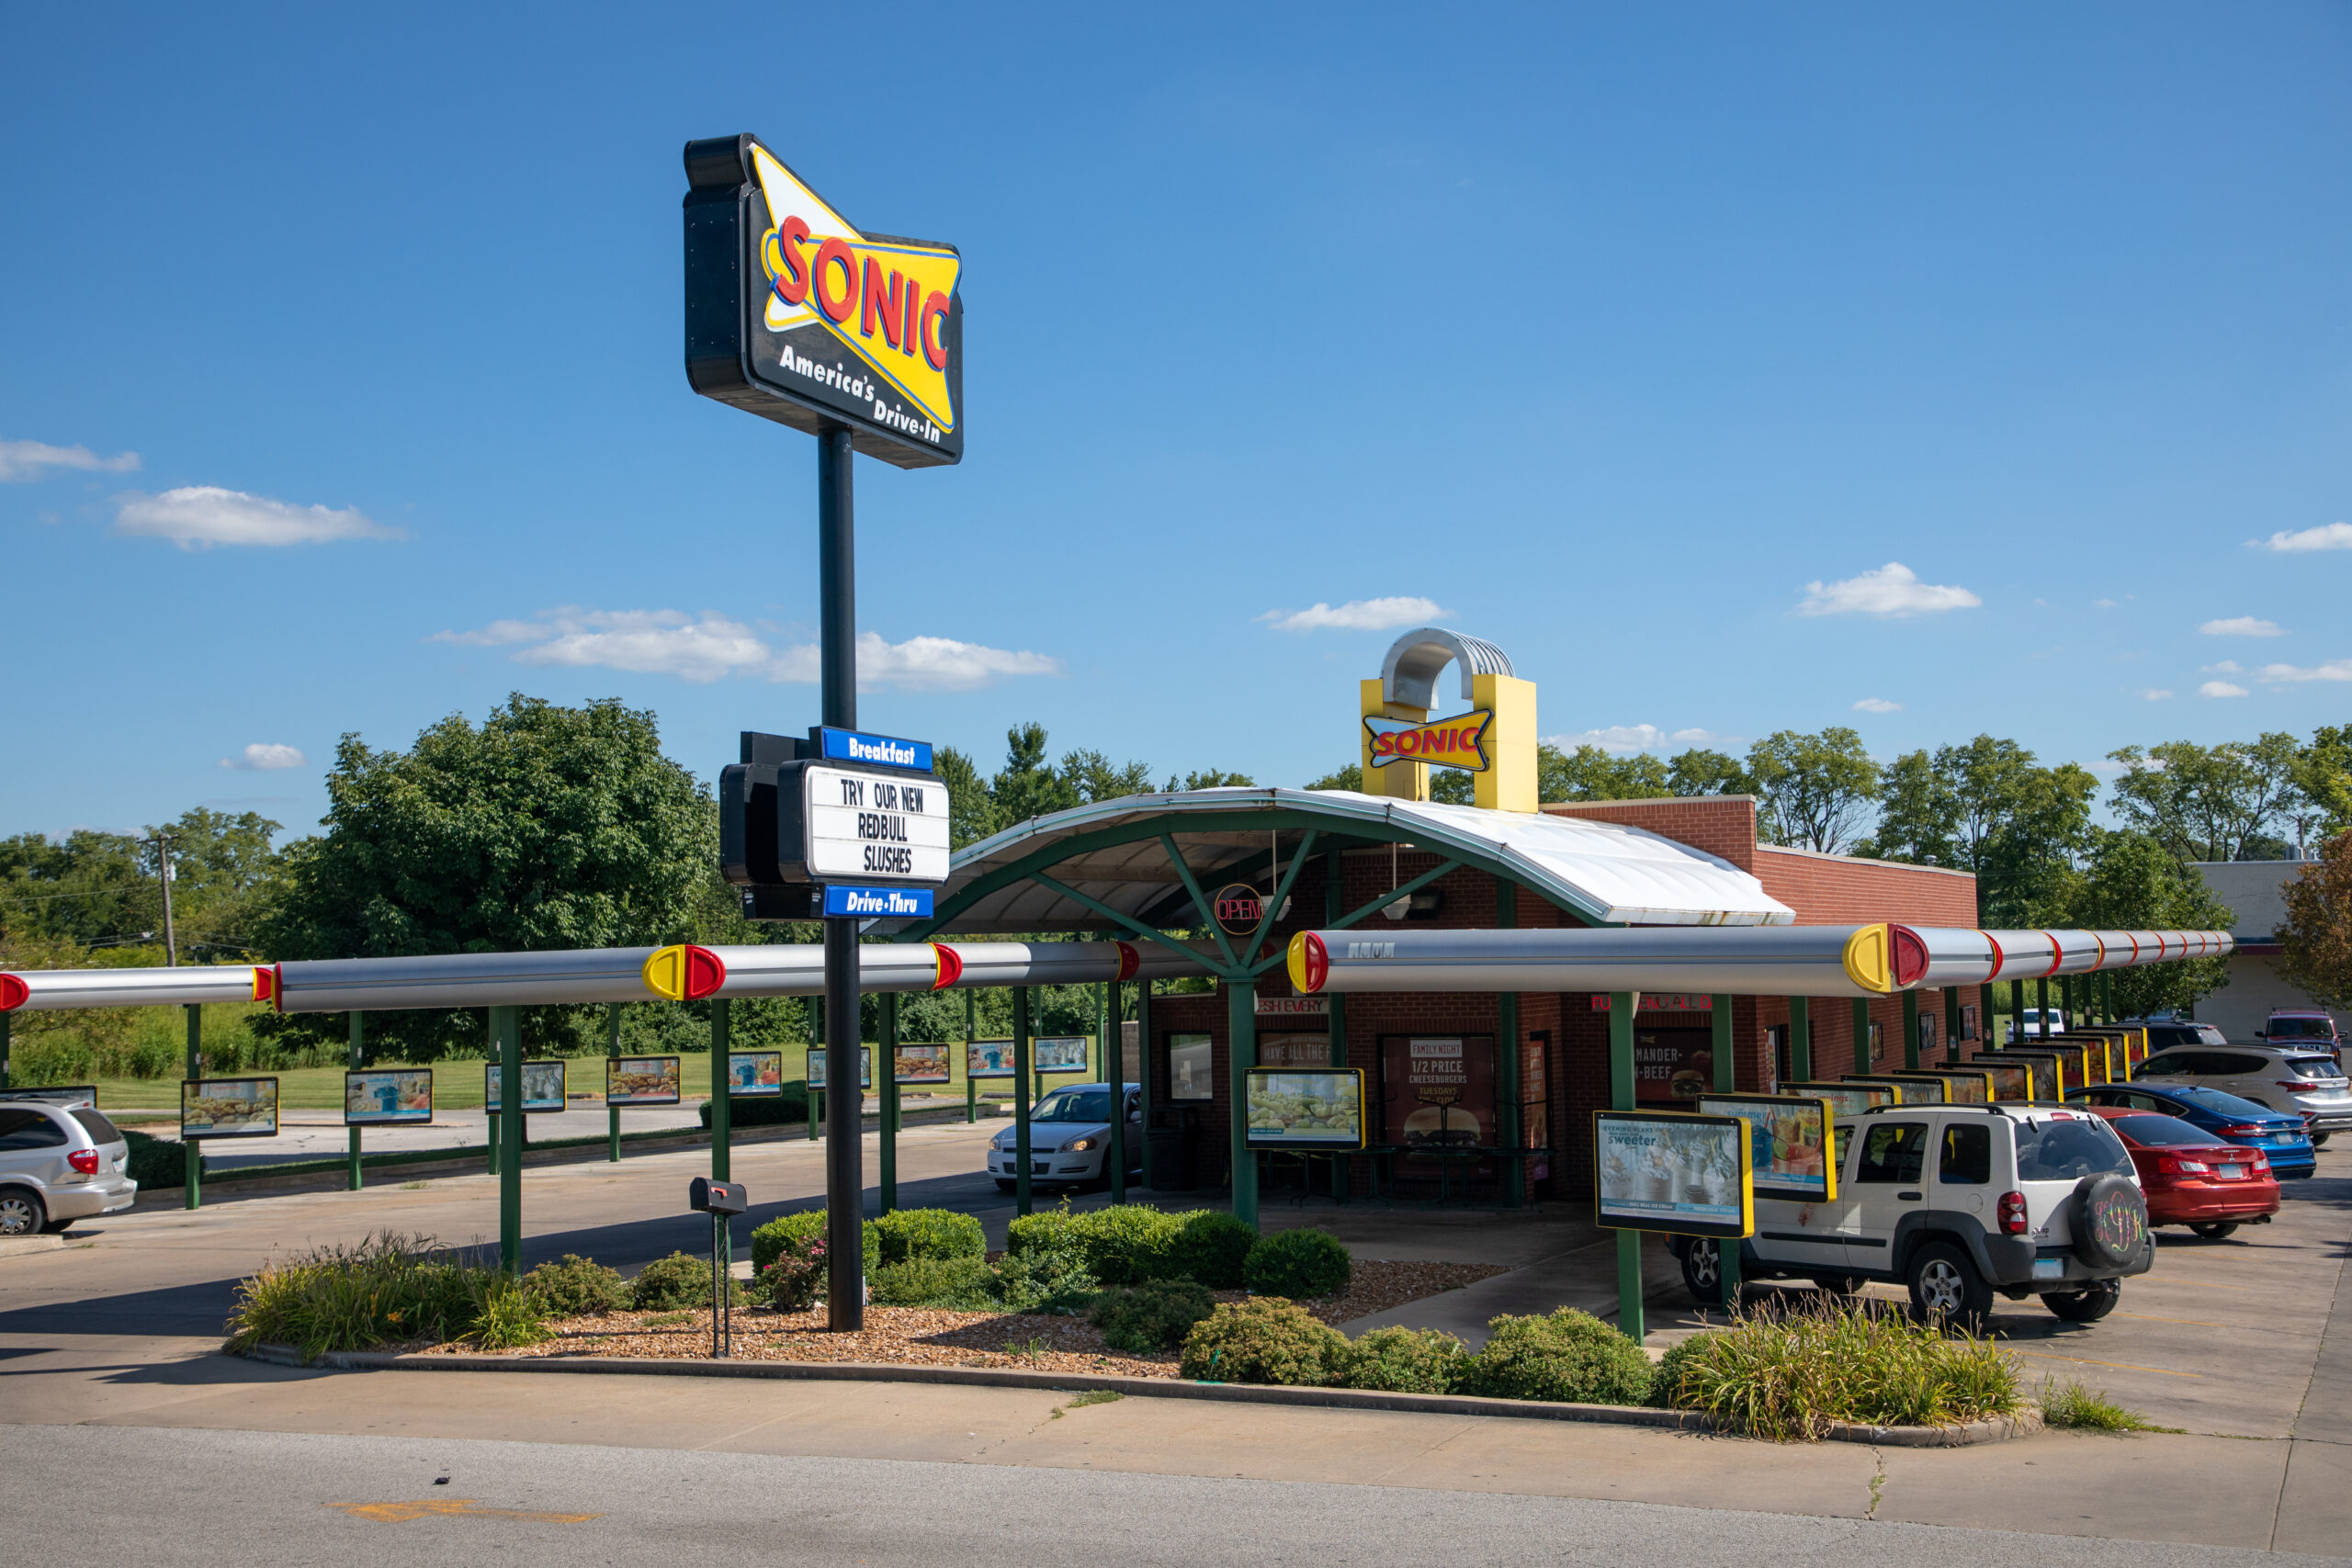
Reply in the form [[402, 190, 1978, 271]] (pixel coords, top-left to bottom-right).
[[1537, 743, 1670, 803], [2276, 830, 2352, 1012], [0, 829, 154, 949], [1171, 768, 1255, 791], [990, 722, 1076, 826], [1864, 737, 2095, 924], [932, 745, 997, 850], [2108, 734, 2304, 865], [1304, 764, 1363, 792], [1745, 728, 1881, 853], [257, 694, 711, 1058], [151, 807, 285, 960], [2052, 829, 2234, 1016], [1667, 748, 1753, 797], [2292, 726, 2352, 848]]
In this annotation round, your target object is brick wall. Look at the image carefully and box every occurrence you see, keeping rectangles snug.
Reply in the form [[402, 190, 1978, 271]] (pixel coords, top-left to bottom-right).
[[1540, 795, 1758, 870], [1751, 844, 1977, 927]]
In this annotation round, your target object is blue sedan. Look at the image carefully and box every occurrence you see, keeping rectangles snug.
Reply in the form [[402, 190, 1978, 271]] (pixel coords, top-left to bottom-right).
[[2066, 1084, 2317, 1180]]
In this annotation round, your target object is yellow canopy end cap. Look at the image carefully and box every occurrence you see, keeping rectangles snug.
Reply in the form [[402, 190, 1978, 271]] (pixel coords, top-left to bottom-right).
[[1842, 924, 1894, 994]]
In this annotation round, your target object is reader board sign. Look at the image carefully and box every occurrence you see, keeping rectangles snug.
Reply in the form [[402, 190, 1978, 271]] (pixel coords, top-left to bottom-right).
[[607, 1056, 683, 1106], [1593, 1110, 1752, 1240], [728, 1050, 786, 1097], [183, 1077, 279, 1139], [808, 1046, 872, 1089], [683, 135, 964, 468], [1035, 1036, 1090, 1074], [345, 1068, 432, 1126], [1698, 1094, 1837, 1202], [804, 765, 950, 885], [1244, 1067, 1367, 1151], [894, 1043, 952, 1085], [487, 1061, 568, 1113], [967, 1039, 1016, 1080], [1781, 1080, 1899, 1116]]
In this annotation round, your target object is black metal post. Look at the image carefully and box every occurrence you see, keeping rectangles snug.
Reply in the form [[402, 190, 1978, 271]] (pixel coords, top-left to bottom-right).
[[817, 423, 865, 1329]]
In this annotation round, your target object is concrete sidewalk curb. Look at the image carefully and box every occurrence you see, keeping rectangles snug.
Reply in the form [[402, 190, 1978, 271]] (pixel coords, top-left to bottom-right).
[[239, 1344, 2040, 1447]]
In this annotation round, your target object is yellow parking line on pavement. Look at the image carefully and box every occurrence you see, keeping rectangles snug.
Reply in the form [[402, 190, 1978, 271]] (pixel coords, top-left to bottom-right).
[[328, 1500, 602, 1524], [2013, 1350, 2202, 1379]]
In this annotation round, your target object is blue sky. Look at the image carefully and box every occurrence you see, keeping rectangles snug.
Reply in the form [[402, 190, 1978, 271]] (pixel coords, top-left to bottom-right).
[[4, 4, 2347, 841]]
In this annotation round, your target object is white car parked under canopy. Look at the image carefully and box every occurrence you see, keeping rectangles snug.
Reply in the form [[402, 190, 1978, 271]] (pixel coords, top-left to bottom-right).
[[987, 1083, 1142, 1191]]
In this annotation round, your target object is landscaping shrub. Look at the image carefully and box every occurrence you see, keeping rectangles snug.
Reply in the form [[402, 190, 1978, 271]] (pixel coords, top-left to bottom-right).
[[121, 1127, 193, 1190], [1160, 1210, 1258, 1289], [1457, 1309, 1656, 1407], [751, 1210, 879, 1277], [874, 1207, 985, 1266], [1004, 1204, 1079, 1259], [870, 1254, 997, 1309], [700, 1085, 808, 1127], [1074, 1204, 1183, 1283], [1334, 1326, 1468, 1393], [1646, 1333, 1712, 1409], [221, 1231, 548, 1360], [993, 1237, 1099, 1314], [1243, 1227, 1352, 1299], [1178, 1297, 1347, 1385], [523, 1254, 628, 1318], [1660, 1296, 2023, 1440], [757, 1234, 829, 1312], [1088, 1279, 1216, 1352], [629, 1251, 743, 1312]]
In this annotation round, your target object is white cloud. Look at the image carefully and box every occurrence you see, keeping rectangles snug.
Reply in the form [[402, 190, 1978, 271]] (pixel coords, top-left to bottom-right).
[[2092, 598, 2119, 609], [1850, 697, 1902, 714], [433, 611, 1062, 692], [1258, 596, 1448, 633], [1794, 562, 1981, 618], [2256, 659, 2352, 684], [218, 743, 307, 771], [0, 438, 140, 482], [1544, 724, 1738, 755], [1668, 728, 1735, 746], [2199, 616, 2284, 637], [2199, 681, 2250, 698], [2204, 660, 2244, 674], [2252, 522, 2352, 553], [2139, 688, 2175, 701], [115, 486, 401, 547]]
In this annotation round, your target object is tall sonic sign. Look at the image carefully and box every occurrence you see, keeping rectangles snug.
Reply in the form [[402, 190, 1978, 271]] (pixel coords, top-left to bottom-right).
[[684, 135, 964, 468]]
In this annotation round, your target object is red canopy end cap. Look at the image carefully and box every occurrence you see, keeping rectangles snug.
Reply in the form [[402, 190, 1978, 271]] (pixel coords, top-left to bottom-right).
[[1114, 941, 1140, 982], [683, 945, 727, 1001], [0, 974, 26, 1011], [931, 943, 964, 989], [1889, 926, 1928, 990]]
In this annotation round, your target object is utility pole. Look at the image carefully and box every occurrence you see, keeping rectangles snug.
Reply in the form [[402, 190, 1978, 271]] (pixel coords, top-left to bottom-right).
[[153, 833, 177, 967]]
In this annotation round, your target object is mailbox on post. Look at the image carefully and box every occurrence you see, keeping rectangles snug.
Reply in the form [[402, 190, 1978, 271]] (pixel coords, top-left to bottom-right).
[[688, 1178, 749, 1357]]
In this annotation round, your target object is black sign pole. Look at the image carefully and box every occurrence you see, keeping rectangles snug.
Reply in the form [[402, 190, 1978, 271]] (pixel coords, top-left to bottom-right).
[[819, 426, 865, 1332]]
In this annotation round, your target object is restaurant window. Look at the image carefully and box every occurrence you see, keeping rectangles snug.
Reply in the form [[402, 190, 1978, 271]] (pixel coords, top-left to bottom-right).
[[1167, 1032, 1214, 1101]]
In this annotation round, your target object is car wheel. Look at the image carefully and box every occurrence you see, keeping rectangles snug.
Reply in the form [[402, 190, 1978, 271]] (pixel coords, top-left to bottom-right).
[[2043, 1279, 2120, 1323], [1811, 1275, 1862, 1297], [2188, 1221, 2239, 1240], [0, 1188, 44, 1237], [993, 1179, 1016, 1193], [1905, 1242, 1993, 1332], [2312, 1133, 2330, 1148], [1679, 1237, 1728, 1308]]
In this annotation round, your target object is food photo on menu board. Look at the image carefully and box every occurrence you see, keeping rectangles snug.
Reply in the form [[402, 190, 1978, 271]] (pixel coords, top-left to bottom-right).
[[1592, 1111, 1750, 1239], [606, 1055, 682, 1105], [486, 1061, 568, 1112], [808, 1047, 872, 1089], [894, 1043, 952, 1084], [1244, 1068, 1366, 1150], [729, 1051, 785, 1096], [345, 1068, 433, 1126], [1697, 1094, 1836, 1201], [1034, 1037, 1090, 1073], [1781, 1080, 1896, 1116], [967, 1040, 1015, 1080], [182, 1077, 279, 1138]]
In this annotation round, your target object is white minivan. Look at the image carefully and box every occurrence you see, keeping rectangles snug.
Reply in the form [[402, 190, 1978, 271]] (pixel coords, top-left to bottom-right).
[[0, 1100, 137, 1235]]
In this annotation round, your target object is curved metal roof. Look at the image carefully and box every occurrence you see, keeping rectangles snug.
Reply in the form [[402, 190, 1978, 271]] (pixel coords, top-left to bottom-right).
[[895, 787, 1793, 937]]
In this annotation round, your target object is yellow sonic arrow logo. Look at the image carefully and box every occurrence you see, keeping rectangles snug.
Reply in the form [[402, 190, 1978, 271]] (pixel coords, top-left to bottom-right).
[[751, 144, 959, 434], [1364, 710, 1492, 773]]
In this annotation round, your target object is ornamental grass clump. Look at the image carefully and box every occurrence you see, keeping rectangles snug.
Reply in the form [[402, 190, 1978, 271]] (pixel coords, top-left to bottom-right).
[[1179, 1297, 1347, 1385], [1457, 1308, 1656, 1406], [1243, 1228, 1352, 1299], [1658, 1295, 2023, 1441], [221, 1231, 548, 1361]]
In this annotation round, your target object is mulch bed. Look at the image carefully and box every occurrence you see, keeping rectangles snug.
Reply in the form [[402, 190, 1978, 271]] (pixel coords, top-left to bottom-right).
[[420, 1258, 1507, 1378]]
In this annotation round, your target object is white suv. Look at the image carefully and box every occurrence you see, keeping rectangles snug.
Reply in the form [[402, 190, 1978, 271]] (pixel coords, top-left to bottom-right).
[[2135, 1044, 2352, 1145], [1673, 1103, 2153, 1329], [0, 1101, 137, 1235]]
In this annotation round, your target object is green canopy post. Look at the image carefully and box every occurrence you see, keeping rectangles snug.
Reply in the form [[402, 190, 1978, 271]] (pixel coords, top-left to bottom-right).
[[963, 989, 978, 1123], [808, 998, 822, 1141], [0, 1010, 10, 1089], [1496, 874, 1522, 1209], [1902, 990, 1920, 1071], [1228, 976, 1259, 1229], [1609, 991, 1643, 1341], [2038, 976, 2052, 1034], [711, 998, 732, 1183], [347, 1012, 364, 1191], [606, 1003, 622, 1162], [1852, 996, 1871, 1073], [879, 991, 899, 1214], [1136, 979, 1156, 1190], [495, 1004, 522, 1273], [1788, 996, 1812, 1083], [1105, 977, 1125, 1205], [2102, 973, 2115, 1025], [183, 1004, 201, 1210], [1012, 987, 1034, 1216], [1943, 987, 1962, 1066], [1711, 993, 1738, 1304]]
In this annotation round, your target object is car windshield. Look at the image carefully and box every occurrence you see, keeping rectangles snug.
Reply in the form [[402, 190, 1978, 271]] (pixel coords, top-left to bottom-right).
[[2111, 1114, 2231, 1149], [2168, 1085, 2282, 1120], [1031, 1090, 1113, 1123], [2281, 1055, 2342, 1079], [2268, 1017, 2335, 1039], [2015, 1115, 2135, 1181]]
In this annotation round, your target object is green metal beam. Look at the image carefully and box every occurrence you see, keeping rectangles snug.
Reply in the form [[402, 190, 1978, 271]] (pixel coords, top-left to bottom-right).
[[1161, 833, 1238, 969], [1316, 856, 1465, 944], [1029, 871, 1222, 974], [1238, 829, 1319, 969]]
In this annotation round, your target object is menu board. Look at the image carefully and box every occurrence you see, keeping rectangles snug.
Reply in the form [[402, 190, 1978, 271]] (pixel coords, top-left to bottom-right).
[[1035, 1036, 1091, 1074], [606, 1055, 681, 1106], [894, 1043, 952, 1085], [183, 1077, 279, 1139], [1845, 1074, 1938, 1102], [1917, 1070, 1991, 1104], [486, 1060, 567, 1113], [1698, 1094, 1837, 1201], [1976, 1051, 2064, 1100], [1593, 1110, 1753, 1240], [1781, 1080, 1897, 1116], [345, 1068, 432, 1126], [808, 1046, 872, 1089], [1244, 1068, 1366, 1150], [967, 1039, 1016, 1080], [1971, 1061, 2034, 1101], [728, 1050, 786, 1097]]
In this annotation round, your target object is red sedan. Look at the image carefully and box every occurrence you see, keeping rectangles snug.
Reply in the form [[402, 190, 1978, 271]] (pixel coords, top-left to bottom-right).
[[2081, 1106, 2280, 1239]]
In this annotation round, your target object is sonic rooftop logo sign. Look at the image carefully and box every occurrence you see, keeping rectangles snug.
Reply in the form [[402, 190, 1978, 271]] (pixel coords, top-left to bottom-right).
[[684, 134, 964, 469], [1364, 710, 1492, 773]]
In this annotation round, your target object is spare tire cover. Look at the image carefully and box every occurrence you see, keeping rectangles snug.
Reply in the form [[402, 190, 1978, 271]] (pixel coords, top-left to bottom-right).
[[2071, 1175, 2147, 1268]]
